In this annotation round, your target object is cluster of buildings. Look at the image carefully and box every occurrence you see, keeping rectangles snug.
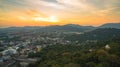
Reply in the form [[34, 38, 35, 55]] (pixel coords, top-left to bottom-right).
[[0, 31, 72, 66]]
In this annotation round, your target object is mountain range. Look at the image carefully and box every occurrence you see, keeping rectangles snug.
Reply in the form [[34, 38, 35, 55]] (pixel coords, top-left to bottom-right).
[[0, 22, 120, 33]]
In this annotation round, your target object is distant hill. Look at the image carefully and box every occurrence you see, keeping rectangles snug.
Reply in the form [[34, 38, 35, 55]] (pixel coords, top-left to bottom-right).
[[65, 28, 120, 42], [0, 24, 95, 33], [1, 22, 120, 33], [39, 24, 95, 32], [99, 23, 120, 29]]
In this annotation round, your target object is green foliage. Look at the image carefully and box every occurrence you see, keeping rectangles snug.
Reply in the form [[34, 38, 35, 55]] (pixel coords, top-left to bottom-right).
[[65, 28, 120, 42], [28, 45, 120, 67], [28, 35, 120, 67]]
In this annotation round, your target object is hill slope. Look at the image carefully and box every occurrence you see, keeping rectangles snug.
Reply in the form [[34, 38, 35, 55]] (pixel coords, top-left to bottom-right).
[[65, 28, 120, 42], [0, 24, 95, 33], [99, 23, 120, 29]]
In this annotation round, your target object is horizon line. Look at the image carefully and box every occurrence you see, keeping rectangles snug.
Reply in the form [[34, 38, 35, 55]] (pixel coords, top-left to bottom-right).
[[0, 22, 120, 28]]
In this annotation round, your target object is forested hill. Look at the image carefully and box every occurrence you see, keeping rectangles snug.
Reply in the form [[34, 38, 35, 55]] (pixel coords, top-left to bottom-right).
[[99, 23, 120, 29], [1, 23, 120, 33], [27, 33, 120, 67], [65, 28, 120, 42], [0, 24, 95, 33]]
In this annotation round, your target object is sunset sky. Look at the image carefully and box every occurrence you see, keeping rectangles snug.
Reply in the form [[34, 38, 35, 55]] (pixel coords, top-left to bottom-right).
[[0, 0, 120, 27]]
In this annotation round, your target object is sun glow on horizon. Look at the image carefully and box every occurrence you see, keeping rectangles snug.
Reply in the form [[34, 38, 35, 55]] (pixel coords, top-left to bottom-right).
[[0, 0, 120, 27], [49, 16, 59, 23], [33, 15, 59, 23]]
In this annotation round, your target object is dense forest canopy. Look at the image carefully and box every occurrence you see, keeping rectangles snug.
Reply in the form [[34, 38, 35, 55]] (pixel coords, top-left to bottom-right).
[[27, 29, 120, 67]]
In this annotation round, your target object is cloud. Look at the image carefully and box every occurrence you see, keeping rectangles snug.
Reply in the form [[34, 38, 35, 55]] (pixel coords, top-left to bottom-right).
[[56, 0, 95, 10], [0, 0, 120, 12], [0, 0, 120, 26]]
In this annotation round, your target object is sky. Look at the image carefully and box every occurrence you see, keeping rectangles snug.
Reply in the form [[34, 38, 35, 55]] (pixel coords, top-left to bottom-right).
[[0, 0, 120, 27]]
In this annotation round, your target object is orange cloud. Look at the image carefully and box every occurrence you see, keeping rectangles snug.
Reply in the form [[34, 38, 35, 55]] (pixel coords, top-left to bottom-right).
[[0, 0, 120, 27]]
